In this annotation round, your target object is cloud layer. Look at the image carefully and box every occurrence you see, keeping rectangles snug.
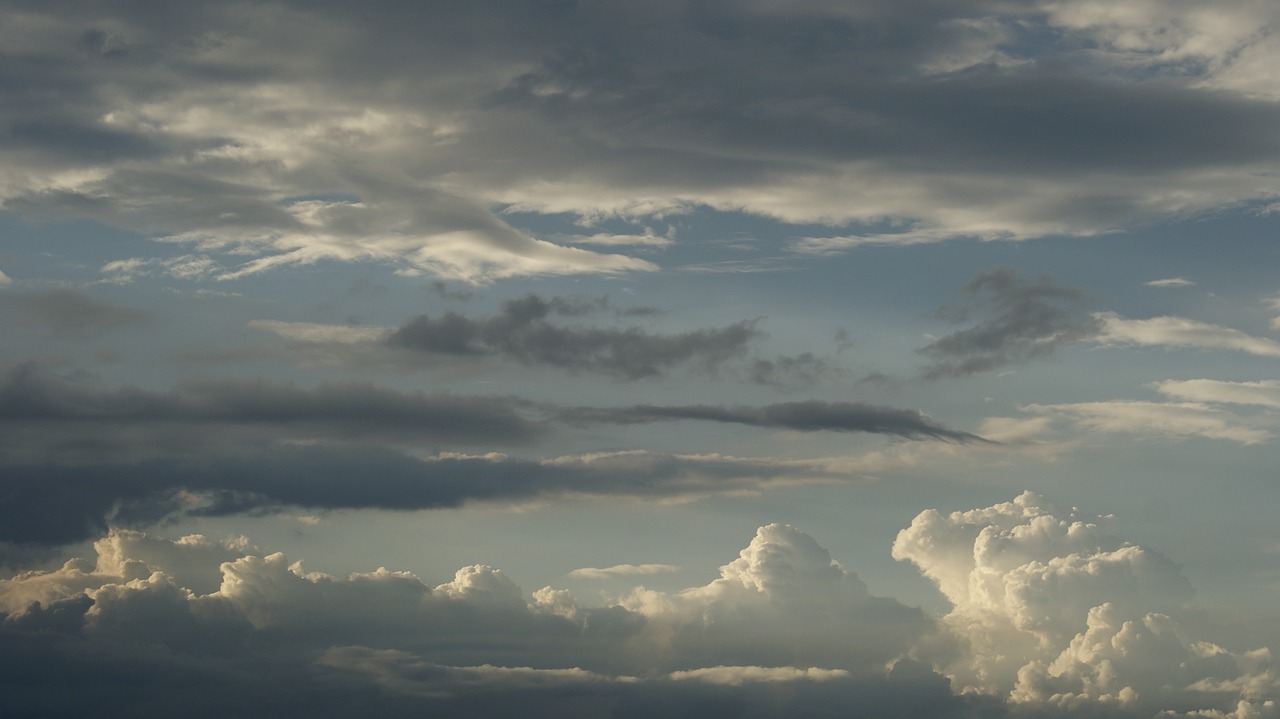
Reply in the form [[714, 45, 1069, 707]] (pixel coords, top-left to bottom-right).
[[2, 1, 1277, 282]]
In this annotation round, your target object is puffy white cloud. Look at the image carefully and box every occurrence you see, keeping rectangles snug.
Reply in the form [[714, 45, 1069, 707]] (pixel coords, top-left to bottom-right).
[[617, 523, 938, 672], [4, 499, 1277, 717], [894, 492, 1280, 717]]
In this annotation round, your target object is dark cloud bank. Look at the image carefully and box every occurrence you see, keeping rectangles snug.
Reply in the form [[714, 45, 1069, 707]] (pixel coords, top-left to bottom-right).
[[0, 363, 980, 545]]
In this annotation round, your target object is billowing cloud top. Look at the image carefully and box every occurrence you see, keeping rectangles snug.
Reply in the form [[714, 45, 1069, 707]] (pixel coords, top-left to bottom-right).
[[3, 494, 1276, 718]]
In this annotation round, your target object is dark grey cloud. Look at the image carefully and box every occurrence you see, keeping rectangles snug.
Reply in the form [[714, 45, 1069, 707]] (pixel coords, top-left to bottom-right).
[[917, 266, 1101, 379], [749, 353, 845, 387], [0, 362, 540, 465], [0, 446, 846, 545], [386, 294, 758, 379], [558, 401, 985, 443], [0, 289, 150, 336]]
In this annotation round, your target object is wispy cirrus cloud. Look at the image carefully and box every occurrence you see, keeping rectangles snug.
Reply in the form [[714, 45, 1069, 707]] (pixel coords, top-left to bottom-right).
[[1021, 399, 1271, 445], [1093, 311, 1280, 358], [1150, 378, 1280, 408]]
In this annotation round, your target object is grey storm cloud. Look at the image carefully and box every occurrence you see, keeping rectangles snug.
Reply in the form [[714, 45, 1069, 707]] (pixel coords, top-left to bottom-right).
[[558, 401, 986, 443], [918, 266, 1101, 379], [0, 289, 150, 336], [386, 294, 759, 379], [0, 1, 1277, 280]]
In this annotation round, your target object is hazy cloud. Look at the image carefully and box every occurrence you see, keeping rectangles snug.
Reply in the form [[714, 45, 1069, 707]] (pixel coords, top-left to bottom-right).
[[0, 289, 150, 336], [386, 294, 760, 379], [918, 266, 1100, 379]]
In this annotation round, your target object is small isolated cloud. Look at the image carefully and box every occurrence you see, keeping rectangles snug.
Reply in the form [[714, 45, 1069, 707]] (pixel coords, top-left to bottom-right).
[[246, 319, 393, 344], [568, 564, 681, 580], [0, 289, 150, 336], [558, 401, 986, 442], [552, 228, 674, 248], [668, 665, 851, 686], [1022, 399, 1272, 444], [1144, 277, 1196, 287], [1094, 312, 1280, 358], [918, 266, 1100, 379]]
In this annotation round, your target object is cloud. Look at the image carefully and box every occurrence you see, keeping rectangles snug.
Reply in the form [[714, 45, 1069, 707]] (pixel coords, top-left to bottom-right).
[[0, 269, 10, 286], [1152, 379, 1280, 408], [0, 520, 970, 718], [748, 353, 847, 386], [1094, 312, 1280, 358], [893, 492, 1280, 717], [4, 498, 1275, 718], [557, 401, 986, 442], [0, 289, 150, 336], [1144, 277, 1196, 288], [245, 319, 394, 344], [552, 229, 674, 248], [918, 266, 1101, 379], [0, 444, 860, 545], [0, 361, 540, 461], [667, 665, 850, 686], [1021, 400, 1271, 445], [2, 1, 1278, 286], [251, 296, 834, 383], [568, 564, 681, 580], [384, 294, 760, 379]]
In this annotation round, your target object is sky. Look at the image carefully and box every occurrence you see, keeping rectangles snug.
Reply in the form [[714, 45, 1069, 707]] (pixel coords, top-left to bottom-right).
[[1, 1, 1279, 717]]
